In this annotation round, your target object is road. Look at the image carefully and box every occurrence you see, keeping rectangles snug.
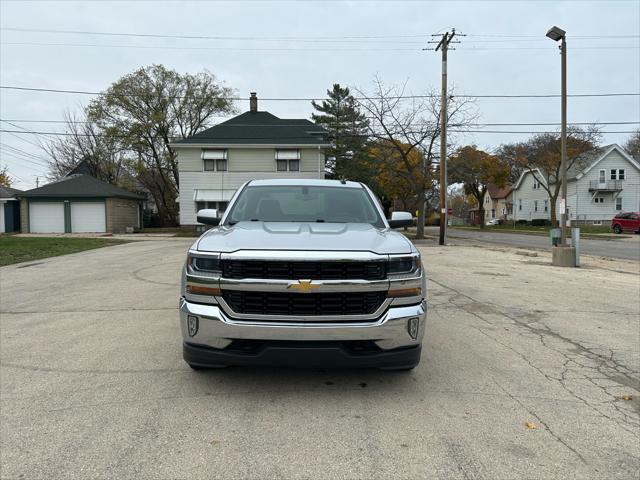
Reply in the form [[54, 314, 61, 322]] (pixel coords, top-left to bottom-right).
[[428, 227, 640, 261], [1, 240, 639, 479]]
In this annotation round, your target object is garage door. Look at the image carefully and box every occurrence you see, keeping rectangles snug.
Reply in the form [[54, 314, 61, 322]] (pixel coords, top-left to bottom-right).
[[30, 202, 65, 233], [70, 202, 106, 232]]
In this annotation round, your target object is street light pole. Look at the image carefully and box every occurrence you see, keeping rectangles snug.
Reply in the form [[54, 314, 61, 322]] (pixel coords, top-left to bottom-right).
[[546, 25, 568, 245], [560, 34, 568, 245]]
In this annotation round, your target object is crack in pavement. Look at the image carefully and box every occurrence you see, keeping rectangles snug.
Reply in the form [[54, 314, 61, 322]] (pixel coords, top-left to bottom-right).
[[429, 277, 640, 439], [491, 378, 587, 464]]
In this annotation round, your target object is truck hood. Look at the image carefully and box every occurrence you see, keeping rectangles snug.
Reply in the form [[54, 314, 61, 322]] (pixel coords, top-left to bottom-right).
[[196, 221, 413, 255]]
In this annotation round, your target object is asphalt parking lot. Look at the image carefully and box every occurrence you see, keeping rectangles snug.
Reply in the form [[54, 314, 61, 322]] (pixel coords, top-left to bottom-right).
[[1, 238, 638, 479]]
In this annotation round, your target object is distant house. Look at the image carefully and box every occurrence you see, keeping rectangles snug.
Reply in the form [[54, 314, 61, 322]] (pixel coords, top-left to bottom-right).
[[468, 185, 512, 225], [512, 144, 640, 225], [0, 185, 22, 233], [20, 174, 145, 233], [171, 93, 329, 229]]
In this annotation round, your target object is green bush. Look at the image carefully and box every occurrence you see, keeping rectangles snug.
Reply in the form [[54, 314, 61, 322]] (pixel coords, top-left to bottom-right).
[[516, 220, 529, 225], [531, 219, 551, 227]]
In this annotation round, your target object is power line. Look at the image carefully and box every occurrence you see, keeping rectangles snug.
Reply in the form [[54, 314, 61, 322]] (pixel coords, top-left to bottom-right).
[[3, 26, 637, 41], [2, 128, 637, 137], [3, 40, 638, 52], [3, 119, 639, 127], [0, 26, 431, 41], [1, 85, 638, 100]]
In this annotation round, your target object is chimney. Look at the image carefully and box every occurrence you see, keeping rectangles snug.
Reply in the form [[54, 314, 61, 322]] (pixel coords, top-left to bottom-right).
[[249, 92, 258, 112]]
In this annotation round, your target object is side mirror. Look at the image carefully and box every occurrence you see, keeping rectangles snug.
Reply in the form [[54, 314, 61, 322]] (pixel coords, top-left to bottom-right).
[[388, 211, 413, 229], [196, 209, 221, 226]]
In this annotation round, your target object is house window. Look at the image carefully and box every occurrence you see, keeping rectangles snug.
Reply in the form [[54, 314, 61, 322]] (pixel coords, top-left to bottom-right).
[[502, 208, 506, 215], [610, 169, 625, 180], [544, 199, 548, 212], [534, 200, 538, 212], [599, 170, 606, 183], [518, 199, 522, 211], [196, 201, 206, 211], [594, 197, 604, 204], [275, 149, 300, 171], [615, 197, 623, 210], [202, 149, 228, 171], [592, 220, 602, 225], [532, 180, 539, 189], [491, 209, 496, 218]]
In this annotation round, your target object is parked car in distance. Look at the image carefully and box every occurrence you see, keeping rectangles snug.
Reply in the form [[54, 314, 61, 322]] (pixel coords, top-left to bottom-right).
[[486, 218, 500, 226], [180, 179, 426, 371], [611, 212, 640, 234]]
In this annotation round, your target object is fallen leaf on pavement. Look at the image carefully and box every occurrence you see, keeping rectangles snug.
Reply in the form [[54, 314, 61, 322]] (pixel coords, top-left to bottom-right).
[[526, 422, 537, 429], [617, 395, 633, 401]]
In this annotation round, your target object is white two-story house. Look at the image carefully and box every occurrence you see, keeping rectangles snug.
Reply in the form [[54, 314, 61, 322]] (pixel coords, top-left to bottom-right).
[[512, 144, 640, 225], [172, 93, 329, 228]]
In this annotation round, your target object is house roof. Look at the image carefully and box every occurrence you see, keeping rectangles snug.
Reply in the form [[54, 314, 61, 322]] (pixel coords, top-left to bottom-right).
[[0, 185, 23, 198], [172, 111, 329, 146], [566, 145, 611, 180], [574, 144, 640, 179], [487, 184, 512, 199], [21, 174, 145, 200]]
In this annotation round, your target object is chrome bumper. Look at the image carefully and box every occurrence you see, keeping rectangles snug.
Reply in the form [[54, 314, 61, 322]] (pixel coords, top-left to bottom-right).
[[179, 297, 426, 351]]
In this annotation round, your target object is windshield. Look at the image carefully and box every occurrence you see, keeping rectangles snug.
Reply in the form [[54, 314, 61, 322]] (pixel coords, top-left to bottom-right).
[[225, 185, 385, 227]]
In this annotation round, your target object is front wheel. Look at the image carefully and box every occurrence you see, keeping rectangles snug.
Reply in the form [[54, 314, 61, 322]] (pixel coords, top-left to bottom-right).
[[613, 224, 622, 234]]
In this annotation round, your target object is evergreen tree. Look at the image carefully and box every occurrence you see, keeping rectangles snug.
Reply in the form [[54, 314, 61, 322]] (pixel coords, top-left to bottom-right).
[[311, 84, 369, 179]]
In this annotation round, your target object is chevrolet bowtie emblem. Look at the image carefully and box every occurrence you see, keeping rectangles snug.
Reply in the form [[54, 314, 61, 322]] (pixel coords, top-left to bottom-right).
[[287, 279, 320, 293]]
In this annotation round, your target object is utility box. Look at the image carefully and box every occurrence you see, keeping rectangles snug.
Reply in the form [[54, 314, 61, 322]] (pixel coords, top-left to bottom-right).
[[549, 228, 562, 246]]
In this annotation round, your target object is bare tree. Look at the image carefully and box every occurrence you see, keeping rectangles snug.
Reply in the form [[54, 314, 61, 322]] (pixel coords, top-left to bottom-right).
[[355, 76, 476, 239], [516, 126, 602, 225], [44, 110, 131, 187]]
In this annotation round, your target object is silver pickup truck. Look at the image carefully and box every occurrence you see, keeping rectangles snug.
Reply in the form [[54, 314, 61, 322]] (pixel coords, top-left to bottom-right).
[[179, 179, 426, 370]]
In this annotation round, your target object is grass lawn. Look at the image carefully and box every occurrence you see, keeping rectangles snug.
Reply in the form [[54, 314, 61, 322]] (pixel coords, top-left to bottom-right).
[[454, 224, 615, 235], [0, 236, 129, 266]]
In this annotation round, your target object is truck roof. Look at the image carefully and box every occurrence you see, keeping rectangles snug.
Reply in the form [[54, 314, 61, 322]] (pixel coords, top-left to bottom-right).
[[247, 179, 363, 189]]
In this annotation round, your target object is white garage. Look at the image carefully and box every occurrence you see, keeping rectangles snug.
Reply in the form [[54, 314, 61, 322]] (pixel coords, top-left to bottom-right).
[[29, 202, 65, 233], [70, 202, 106, 232]]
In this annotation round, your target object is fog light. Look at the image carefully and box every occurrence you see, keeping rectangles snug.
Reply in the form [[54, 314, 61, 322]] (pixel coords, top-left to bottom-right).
[[187, 315, 199, 337], [407, 317, 419, 339]]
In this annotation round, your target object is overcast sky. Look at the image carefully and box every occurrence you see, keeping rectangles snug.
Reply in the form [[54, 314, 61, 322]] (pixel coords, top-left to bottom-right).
[[1, 0, 639, 189]]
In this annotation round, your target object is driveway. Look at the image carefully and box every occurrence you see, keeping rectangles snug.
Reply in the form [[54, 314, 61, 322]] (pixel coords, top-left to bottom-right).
[[1, 240, 638, 479], [432, 227, 640, 261]]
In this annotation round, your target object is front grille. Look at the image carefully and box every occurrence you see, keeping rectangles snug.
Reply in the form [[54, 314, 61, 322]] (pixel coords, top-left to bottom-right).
[[221, 260, 386, 280], [222, 290, 387, 316]]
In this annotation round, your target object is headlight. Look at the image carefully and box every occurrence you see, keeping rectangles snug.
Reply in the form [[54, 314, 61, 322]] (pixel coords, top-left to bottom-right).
[[187, 252, 221, 276], [388, 254, 421, 276]]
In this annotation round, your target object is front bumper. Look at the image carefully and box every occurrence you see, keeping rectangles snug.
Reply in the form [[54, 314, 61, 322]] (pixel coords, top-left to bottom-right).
[[179, 298, 426, 368]]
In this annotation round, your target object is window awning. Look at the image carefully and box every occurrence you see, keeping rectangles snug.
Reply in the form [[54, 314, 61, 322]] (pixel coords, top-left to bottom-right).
[[193, 189, 235, 202], [201, 149, 228, 160], [275, 149, 300, 160]]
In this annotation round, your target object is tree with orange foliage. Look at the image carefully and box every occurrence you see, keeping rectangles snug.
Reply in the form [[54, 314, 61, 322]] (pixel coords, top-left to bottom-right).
[[366, 140, 432, 212], [0, 165, 13, 187], [449, 146, 510, 229]]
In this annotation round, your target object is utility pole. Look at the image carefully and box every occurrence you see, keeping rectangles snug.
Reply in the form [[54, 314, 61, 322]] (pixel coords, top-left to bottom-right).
[[429, 29, 460, 245], [35, 176, 39, 188]]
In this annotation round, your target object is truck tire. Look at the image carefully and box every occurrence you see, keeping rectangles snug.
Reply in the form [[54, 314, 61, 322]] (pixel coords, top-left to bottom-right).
[[613, 224, 622, 234]]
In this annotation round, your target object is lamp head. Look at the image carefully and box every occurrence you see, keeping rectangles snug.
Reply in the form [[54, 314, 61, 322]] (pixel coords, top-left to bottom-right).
[[546, 26, 566, 42]]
